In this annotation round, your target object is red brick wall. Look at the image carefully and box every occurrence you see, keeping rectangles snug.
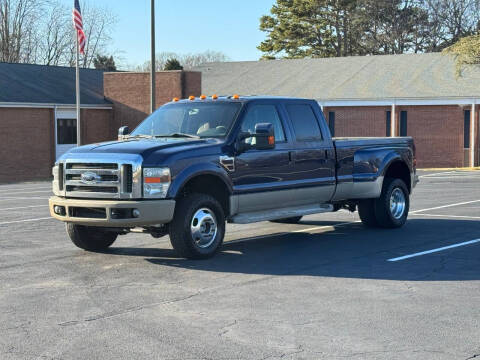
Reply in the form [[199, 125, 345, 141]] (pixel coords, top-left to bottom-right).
[[395, 105, 465, 168], [81, 108, 113, 144], [323, 106, 389, 137], [0, 108, 54, 182], [323, 105, 474, 168], [104, 71, 201, 136]]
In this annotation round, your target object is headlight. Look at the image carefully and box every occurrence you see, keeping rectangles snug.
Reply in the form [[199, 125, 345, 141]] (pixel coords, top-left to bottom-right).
[[143, 167, 171, 198]]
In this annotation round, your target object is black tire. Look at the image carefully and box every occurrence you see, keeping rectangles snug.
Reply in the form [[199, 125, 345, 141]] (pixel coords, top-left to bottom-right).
[[270, 216, 303, 224], [66, 223, 117, 251], [358, 199, 379, 227], [374, 178, 410, 228], [168, 193, 225, 259], [358, 178, 410, 229]]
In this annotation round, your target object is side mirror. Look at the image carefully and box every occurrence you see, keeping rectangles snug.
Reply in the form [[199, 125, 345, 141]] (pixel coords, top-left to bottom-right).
[[118, 126, 129, 141], [253, 123, 275, 150]]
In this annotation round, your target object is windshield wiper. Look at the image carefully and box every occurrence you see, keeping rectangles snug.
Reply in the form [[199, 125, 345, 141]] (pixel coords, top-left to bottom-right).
[[155, 133, 200, 139]]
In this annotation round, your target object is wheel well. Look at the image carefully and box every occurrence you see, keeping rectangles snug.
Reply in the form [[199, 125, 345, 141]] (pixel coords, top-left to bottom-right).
[[178, 175, 230, 215], [384, 161, 411, 192]]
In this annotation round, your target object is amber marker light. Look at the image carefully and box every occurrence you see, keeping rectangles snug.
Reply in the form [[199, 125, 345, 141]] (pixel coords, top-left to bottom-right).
[[200, 94, 207, 100], [268, 136, 275, 145], [189, 95, 195, 100], [212, 94, 218, 100], [232, 94, 240, 99], [172, 97, 179, 102]]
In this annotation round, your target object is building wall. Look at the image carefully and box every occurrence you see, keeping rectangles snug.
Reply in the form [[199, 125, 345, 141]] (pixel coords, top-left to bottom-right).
[[323, 105, 477, 168], [81, 108, 113, 144], [104, 71, 201, 137], [0, 107, 54, 182], [323, 106, 389, 137], [395, 105, 466, 168]]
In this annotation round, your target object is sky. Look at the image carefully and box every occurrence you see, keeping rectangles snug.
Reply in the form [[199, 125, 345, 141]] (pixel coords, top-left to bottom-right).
[[61, 0, 275, 68]]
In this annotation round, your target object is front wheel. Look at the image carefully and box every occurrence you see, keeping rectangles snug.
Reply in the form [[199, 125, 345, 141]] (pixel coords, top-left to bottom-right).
[[168, 193, 225, 259], [66, 223, 118, 251]]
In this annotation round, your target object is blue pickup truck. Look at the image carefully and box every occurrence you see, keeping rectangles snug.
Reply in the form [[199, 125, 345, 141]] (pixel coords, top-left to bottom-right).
[[50, 95, 417, 259]]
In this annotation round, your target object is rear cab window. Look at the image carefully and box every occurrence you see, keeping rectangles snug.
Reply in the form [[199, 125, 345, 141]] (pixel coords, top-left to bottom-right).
[[285, 104, 323, 142]]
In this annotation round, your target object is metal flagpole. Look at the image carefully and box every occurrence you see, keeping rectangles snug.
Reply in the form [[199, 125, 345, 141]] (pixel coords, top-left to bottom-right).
[[76, 34, 81, 146], [150, 0, 156, 113]]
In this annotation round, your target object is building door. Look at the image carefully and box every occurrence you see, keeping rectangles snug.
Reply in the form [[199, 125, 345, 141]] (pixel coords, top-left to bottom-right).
[[55, 109, 77, 160]]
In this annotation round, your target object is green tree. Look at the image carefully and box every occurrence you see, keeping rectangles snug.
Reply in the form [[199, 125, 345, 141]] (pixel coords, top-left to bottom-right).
[[164, 58, 183, 70], [93, 54, 116, 71], [443, 34, 480, 76], [258, 0, 431, 59]]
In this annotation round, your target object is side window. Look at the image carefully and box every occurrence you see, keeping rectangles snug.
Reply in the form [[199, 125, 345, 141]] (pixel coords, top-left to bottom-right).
[[286, 104, 322, 141], [241, 104, 286, 142]]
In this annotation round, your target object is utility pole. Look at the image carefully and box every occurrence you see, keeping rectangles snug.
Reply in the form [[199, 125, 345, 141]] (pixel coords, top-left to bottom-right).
[[150, 0, 156, 113]]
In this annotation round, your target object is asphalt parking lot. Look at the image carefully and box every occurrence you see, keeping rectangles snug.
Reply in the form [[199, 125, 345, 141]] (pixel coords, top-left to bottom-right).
[[1, 170, 479, 360]]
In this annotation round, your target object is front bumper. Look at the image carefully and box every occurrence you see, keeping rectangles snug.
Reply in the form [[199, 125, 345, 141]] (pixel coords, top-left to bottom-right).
[[49, 196, 175, 227]]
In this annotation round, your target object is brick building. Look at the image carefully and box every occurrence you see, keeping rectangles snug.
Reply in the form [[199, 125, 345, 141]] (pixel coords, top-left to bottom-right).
[[196, 53, 480, 168], [0, 63, 200, 183]]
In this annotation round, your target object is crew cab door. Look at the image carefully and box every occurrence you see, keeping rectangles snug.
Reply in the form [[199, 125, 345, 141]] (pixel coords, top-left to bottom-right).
[[230, 102, 297, 213], [282, 102, 336, 203]]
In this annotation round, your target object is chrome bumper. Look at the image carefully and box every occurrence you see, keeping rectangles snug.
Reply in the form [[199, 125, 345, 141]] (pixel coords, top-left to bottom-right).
[[49, 196, 175, 227]]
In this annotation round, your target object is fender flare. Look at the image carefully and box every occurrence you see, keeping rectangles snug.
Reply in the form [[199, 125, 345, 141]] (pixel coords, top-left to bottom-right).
[[167, 162, 233, 198]]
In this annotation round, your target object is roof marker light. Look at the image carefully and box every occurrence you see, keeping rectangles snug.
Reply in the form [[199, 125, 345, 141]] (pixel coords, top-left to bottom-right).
[[189, 95, 195, 100], [172, 97, 179, 102], [232, 94, 240, 99], [200, 94, 207, 100], [212, 94, 218, 100]]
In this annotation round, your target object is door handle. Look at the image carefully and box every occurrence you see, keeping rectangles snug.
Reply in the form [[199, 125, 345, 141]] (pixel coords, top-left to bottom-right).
[[288, 151, 294, 163]]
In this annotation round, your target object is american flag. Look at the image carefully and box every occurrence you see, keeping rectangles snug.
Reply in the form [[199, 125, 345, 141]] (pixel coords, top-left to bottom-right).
[[72, 0, 86, 54]]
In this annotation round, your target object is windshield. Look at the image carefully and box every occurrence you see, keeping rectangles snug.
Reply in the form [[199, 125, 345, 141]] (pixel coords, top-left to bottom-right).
[[131, 102, 242, 138]]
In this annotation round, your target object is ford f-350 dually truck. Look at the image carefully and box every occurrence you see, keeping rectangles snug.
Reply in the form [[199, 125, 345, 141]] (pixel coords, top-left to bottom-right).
[[50, 95, 418, 259]]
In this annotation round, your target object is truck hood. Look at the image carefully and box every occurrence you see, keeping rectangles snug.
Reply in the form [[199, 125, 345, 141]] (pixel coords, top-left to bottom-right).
[[65, 137, 217, 158]]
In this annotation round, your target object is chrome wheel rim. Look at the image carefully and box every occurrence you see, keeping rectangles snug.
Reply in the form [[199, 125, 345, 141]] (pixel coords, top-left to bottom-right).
[[390, 188, 406, 219], [190, 208, 217, 248]]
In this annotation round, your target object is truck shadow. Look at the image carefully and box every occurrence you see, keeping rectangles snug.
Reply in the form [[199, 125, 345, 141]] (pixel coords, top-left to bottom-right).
[[109, 218, 480, 281]]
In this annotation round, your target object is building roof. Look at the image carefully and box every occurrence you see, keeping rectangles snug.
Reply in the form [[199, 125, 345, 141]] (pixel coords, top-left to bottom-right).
[[0, 62, 111, 105], [195, 53, 480, 102]]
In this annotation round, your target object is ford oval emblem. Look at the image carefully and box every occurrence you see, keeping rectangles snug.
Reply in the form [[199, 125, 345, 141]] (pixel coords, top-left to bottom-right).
[[81, 171, 101, 184]]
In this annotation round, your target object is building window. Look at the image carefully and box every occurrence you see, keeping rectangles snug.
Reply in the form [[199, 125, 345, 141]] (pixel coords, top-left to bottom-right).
[[57, 118, 77, 144], [400, 111, 407, 136], [328, 111, 335, 137], [464, 110, 471, 149], [286, 104, 322, 141], [386, 111, 391, 137]]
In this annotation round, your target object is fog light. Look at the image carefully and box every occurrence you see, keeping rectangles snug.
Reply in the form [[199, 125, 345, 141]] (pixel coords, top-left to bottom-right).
[[132, 209, 140, 218], [54, 205, 66, 216]]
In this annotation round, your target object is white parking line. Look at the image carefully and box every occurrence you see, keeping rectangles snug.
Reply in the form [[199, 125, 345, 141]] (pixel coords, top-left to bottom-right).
[[410, 199, 480, 214], [0, 187, 51, 193], [0, 205, 48, 211], [418, 171, 455, 178], [388, 239, 480, 262], [411, 213, 480, 220], [0, 197, 49, 202], [0, 190, 52, 196], [0, 217, 54, 226]]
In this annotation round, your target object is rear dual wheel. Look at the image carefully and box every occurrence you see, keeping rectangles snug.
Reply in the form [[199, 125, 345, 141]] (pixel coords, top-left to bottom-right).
[[358, 178, 409, 228]]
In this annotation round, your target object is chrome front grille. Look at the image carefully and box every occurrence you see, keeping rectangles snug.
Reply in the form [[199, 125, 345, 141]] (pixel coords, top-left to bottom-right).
[[65, 162, 120, 197], [54, 154, 143, 199]]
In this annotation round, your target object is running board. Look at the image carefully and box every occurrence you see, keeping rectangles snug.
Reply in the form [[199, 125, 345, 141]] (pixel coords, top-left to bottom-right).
[[230, 204, 334, 224]]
